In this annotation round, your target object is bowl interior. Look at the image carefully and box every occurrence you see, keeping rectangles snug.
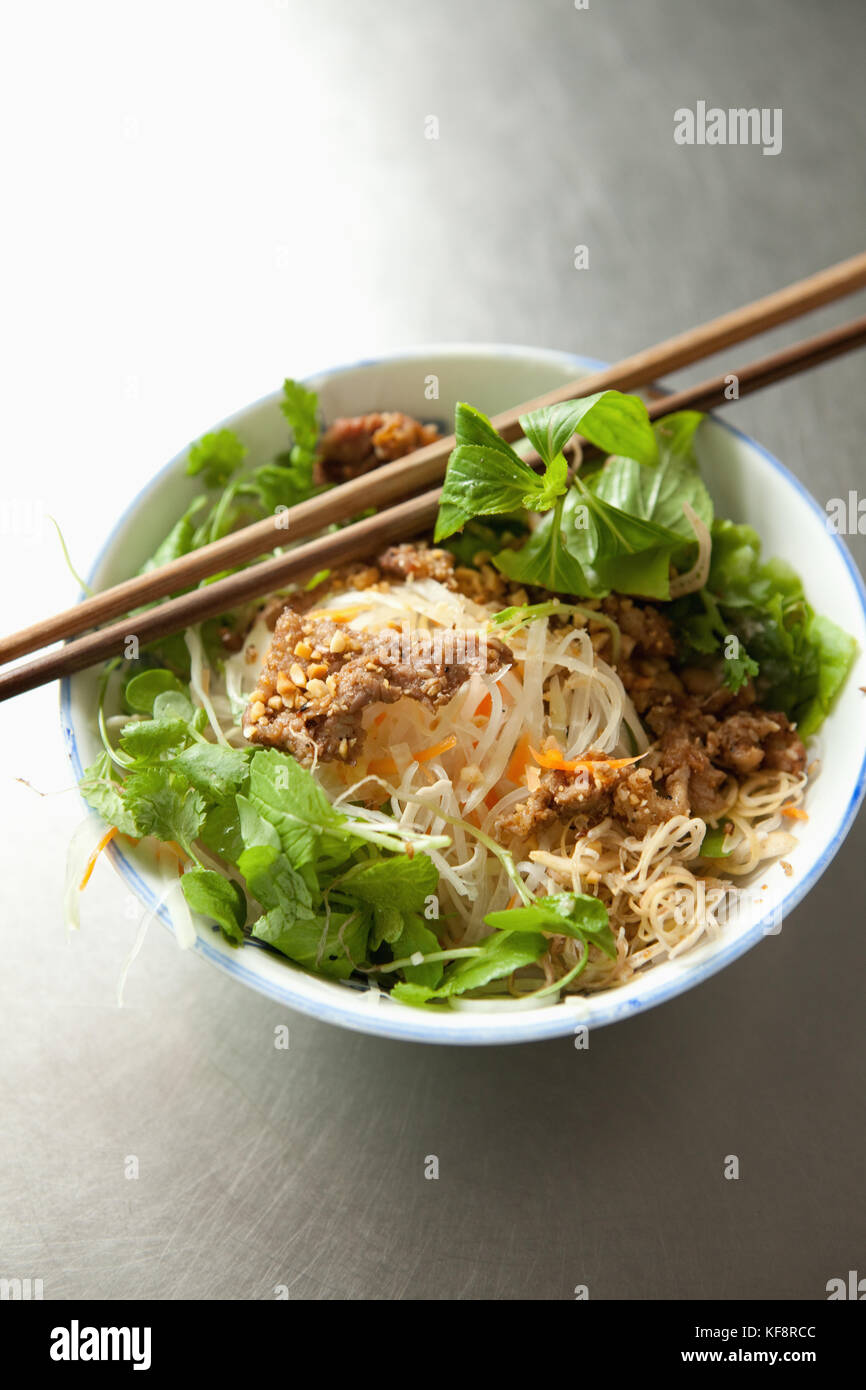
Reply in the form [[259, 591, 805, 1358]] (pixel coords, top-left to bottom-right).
[[62, 345, 866, 1044]]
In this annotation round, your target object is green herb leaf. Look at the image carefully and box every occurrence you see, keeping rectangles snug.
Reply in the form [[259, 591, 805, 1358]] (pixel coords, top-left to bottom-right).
[[590, 411, 713, 540], [78, 752, 139, 837], [247, 749, 350, 868], [343, 854, 438, 950], [122, 768, 206, 854], [123, 668, 186, 715], [485, 891, 616, 958], [252, 907, 367, 980], [392, 930, 546, 1004], [520, 391, 658, 468], [181, 867, 246, 943], [390, 914, 443, 988], [186, 429, 247, 487], [170, 743, 250, 801], [280, 378, 320, 464], [494, 491, 602, 595], [119, 718, 193, 760], [434, 445, 562, 542]]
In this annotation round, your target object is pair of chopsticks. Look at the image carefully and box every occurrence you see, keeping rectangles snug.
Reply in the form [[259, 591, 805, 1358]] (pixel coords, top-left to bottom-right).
[[3, 252, 866, 702]]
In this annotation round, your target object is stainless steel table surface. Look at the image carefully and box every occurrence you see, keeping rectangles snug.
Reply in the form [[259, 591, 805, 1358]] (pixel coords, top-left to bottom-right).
[[1, 0, 864, 1300]]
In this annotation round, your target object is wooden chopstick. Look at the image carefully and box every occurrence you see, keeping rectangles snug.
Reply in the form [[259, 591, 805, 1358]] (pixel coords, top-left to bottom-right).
[[2, 315, 865, 704], [4, 250, 866, 668]]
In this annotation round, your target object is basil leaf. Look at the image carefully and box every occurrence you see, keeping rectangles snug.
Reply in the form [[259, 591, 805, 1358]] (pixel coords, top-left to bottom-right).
[[494, 491, 603, 596], [520, 391, 658, 468], [591, 411, 713, 540], [434, 445, 560, 541]]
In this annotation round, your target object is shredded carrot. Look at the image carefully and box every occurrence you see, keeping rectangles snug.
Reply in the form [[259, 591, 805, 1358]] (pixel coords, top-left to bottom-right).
[[368, 733, 458, 778], [415, 734, 457, 763], [79, 826, 118, 891], [373, 711, 387, 726], [781, 804, 809, 821], [530, 744, 644, 775], [506, 735, 532, 784], [474, 692, 492, 719]]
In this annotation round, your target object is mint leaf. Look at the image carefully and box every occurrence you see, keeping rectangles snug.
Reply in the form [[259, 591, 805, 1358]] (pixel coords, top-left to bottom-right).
[[390, 914, 443, 988], [252, 907, 367, 980], [238, 842, 313, 917], [247, 749, 350, 869], [485, 891, 616, 958], [343, 854, 438, 949]]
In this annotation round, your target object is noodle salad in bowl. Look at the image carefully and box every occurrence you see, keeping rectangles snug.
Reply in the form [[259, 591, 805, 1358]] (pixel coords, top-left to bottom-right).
[[63, 347, 865, 1039]]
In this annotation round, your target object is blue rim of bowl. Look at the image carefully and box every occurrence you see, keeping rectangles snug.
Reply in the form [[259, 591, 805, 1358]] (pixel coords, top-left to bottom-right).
[[59, 345, 866, 1045]]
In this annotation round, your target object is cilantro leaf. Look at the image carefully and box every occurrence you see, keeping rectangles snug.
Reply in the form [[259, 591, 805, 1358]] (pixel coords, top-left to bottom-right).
[[186, 429, 247, 487], [280, 378, 320, 464], [169, 743, 250, 801], [79, 752, 139, 837], [122, 768, 206, 853]]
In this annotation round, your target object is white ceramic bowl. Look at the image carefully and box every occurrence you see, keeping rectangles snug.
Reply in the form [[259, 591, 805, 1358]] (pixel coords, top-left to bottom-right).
[[61, 345, 866, 1044]]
